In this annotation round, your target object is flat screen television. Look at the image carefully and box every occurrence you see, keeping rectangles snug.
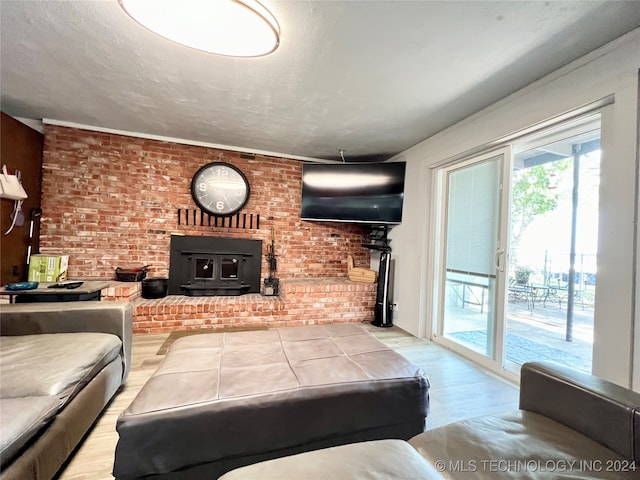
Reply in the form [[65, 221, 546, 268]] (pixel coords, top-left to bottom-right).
[[300, 161, 406, 225]]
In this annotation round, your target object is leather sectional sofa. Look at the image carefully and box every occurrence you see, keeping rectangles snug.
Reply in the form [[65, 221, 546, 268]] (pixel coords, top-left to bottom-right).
[[220, 361, 640, 479], [0, 301, 132, 480]]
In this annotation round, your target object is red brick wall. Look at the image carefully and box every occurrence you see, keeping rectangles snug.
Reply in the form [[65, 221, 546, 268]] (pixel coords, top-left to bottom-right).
[[40, 125, 371, 280]]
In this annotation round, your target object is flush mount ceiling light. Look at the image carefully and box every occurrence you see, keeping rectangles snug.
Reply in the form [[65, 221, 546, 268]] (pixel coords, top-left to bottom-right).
[[118, 0, 280, 57]]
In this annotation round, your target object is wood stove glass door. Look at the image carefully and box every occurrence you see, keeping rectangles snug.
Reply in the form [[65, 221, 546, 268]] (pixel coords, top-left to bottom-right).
[[220, 257, 240, 280]]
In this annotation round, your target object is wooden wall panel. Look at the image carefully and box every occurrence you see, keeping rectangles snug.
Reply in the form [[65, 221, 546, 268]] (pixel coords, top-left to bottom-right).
[[0, 113, 43, 285]]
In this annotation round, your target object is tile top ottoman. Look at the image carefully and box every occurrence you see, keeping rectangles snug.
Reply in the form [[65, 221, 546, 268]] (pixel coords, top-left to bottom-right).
[[114, 323, 430, 480]]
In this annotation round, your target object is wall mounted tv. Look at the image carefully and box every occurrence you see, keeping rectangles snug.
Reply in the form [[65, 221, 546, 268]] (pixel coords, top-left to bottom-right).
[[300, 161, 406, 225]]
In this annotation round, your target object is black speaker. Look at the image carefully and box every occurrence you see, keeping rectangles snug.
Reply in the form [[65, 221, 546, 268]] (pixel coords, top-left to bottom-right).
[[372, 250, 393, 327]]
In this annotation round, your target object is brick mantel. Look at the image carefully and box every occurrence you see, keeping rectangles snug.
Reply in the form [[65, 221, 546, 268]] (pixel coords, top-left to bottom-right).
[[132, 277, 377, 333]]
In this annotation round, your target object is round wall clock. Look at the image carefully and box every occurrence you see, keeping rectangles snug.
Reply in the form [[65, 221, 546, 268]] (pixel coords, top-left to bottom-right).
[[190, 162, 250, 216]]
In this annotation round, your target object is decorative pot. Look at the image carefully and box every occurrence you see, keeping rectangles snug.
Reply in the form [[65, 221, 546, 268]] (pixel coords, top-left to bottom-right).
[[141, 278, 168, 299]]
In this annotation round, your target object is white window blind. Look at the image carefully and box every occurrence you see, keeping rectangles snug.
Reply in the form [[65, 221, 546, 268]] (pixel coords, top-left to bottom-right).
[[446, 156, 501, 276]]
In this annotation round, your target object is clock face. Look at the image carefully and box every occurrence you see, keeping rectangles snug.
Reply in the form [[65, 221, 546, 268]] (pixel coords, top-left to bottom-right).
[[191, 162, 250, 216]]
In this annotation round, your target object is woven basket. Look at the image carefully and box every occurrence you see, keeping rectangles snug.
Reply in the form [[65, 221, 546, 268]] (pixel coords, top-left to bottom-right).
[[347, 255, 377, 283]]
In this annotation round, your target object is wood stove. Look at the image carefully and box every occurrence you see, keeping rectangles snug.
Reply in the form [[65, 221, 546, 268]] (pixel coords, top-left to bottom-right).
[[168, 235, 262, 296]]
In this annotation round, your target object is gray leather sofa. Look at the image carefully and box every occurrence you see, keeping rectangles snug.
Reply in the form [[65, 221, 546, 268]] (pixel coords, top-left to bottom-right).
[[220, 362, 640, 479], [0, 301, 132, 480]]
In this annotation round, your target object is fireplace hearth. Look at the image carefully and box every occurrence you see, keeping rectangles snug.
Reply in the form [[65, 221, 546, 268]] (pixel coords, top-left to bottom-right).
[[168, 235, 262, 296]]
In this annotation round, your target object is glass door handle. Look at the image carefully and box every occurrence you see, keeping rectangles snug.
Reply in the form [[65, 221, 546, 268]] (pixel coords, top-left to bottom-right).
[[495, 249, 505, 272]]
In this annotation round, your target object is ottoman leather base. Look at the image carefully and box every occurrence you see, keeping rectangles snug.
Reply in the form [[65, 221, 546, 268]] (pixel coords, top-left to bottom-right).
[[114, 323, 429, 479]]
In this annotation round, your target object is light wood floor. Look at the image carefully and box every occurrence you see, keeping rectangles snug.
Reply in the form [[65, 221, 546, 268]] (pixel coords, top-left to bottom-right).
[[56, 324, 519, 479]]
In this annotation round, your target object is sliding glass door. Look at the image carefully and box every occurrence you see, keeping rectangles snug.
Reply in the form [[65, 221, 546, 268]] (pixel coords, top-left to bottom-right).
[[435, 149, 508, 363], [504, 118, 599, 374], [431, 115, 599, 377]]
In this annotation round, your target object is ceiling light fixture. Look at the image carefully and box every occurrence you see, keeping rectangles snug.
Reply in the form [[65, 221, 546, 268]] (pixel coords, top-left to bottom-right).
[[118, 0, 280, 57]]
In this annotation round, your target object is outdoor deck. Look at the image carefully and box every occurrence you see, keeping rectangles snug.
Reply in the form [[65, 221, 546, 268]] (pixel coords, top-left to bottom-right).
[[445, 293, 593, 373]]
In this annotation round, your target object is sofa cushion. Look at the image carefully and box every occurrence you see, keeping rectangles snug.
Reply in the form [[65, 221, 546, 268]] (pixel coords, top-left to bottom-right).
[[410, 410, 639, 479], [0, 301, 133, 381], [0, 332, 122, 404], [0, 396, 62, 469], [218, 439, 444, 480]]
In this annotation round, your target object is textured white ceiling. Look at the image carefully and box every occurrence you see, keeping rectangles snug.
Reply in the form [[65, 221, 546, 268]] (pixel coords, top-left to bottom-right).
[[2, 1, 640, 161]]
